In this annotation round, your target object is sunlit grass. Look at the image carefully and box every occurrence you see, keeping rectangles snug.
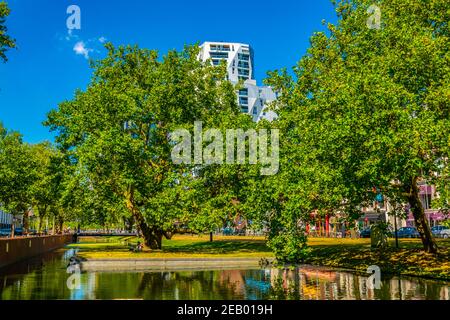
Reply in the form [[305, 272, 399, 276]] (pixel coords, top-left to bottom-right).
[[69, 234, 272, 259], [305, 238, 450, 280]]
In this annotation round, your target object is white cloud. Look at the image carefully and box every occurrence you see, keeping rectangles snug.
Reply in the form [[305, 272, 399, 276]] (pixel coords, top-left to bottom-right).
[[64, 29, 79, 41], [73, 41, 93, 59], [60, 33, 107, 59]]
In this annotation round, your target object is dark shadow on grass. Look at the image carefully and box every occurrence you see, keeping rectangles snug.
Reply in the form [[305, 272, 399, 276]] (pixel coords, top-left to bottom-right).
[[162, 240, 271, 254], [71, 238, 271, 255]]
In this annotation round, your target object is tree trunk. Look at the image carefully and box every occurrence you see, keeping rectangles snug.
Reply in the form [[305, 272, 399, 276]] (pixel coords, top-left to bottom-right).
[[125, 186, 163, 250], [56, 215, 64, 234], [141, 225, 163, 250], [37, 205, 47, 234], [23, 210, 29, 235], [406, 177, 438, 253], [127, 217, 134, 233], [38, 217, 43, 234], [11, 221, 15, 238], [133, 209, 163, 249]]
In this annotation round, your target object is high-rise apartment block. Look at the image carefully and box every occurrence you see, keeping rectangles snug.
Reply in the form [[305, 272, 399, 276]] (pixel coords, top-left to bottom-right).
[[199, 42, 277, 121]]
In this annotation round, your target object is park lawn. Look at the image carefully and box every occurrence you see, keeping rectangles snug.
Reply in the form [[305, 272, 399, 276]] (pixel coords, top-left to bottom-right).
[[305, 238, 450, 280], [70, 235, 450, 280], [70, 235, 273, 259]]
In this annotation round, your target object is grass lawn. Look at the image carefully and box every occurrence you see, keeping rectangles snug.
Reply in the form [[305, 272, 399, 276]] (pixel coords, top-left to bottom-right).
[[306, 237, 450, 280], [69, 235, 450, 280], [70, 235, 272, 259]]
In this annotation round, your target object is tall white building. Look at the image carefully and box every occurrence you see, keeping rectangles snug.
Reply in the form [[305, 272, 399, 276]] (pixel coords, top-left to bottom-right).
[[199, 42, 277, 121]]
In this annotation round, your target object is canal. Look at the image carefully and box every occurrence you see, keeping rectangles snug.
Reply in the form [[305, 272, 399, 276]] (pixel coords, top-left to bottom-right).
[[0, 246, 448, 300]]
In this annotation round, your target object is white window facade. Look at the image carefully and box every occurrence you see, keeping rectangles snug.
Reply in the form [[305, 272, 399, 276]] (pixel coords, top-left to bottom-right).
[[199, 42, 277, 122]]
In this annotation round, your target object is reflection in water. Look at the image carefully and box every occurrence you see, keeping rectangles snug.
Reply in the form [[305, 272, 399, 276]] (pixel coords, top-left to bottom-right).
[[0, 250, 448, 300], [267, 267, 449, 300]]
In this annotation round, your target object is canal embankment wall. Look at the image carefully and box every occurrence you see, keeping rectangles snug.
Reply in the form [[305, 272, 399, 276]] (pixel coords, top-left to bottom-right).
[[79, 257, 275, 272], [0, 235, 73, 268]]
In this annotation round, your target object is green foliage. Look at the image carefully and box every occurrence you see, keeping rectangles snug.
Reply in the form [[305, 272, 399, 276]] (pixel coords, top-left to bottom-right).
[[370, 221, 390, 249], [268, 230, 310, 264], [45, 43, 243, 248], [29, 143, 81, 232], [2, 0, 448, 259], [187, 114, 263, 234], [0, 123, 37, 215], [266, 0, 449, 253], [29, 143, 57, 218], [0, 122, 80, 233], [0, 1, 15, 62]]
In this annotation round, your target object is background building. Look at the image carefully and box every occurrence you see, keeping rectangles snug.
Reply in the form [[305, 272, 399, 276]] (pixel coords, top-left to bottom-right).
[[199, 42, 277, 122], [0, 210, 13, 229]]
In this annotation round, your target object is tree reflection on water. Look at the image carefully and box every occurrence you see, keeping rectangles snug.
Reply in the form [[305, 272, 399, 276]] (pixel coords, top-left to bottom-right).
[[0, 251, 448, 300], [267, 266, 450, 300]]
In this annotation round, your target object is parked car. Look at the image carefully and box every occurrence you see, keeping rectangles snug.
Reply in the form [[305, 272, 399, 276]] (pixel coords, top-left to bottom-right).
[[431, 225, 449, 237], [222, 227, 234, 236], [0, 228, 11, 237], [359, 227, 371, 238], [359, 225, 394, 238], [395, 227, 420, 238], [0, 227, 34, 237], [441, 229, 450, 239]]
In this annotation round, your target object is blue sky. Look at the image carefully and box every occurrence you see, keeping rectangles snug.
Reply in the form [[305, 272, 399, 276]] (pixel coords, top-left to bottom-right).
[[0, 0, 337, 143]]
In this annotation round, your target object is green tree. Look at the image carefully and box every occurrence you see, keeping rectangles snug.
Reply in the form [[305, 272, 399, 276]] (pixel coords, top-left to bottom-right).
[[46, 43, 239, 249], [186, 113, 262, 240], [0, 1, 15, 63], [29, 144, 80, 234], [243, 150, 311, 263], [266, 0, 449, 253], [29, 142, 58, 232], [0, 123, 37, 234]]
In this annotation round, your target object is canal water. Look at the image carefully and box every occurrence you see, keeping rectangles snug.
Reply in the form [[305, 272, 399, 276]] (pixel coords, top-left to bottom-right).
[[0, 247, 448, 300]]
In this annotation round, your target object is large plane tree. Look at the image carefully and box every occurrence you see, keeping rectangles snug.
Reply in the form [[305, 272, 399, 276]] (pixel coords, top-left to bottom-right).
[[46, 44, 241, 249], [266, 0, 449, 253]]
